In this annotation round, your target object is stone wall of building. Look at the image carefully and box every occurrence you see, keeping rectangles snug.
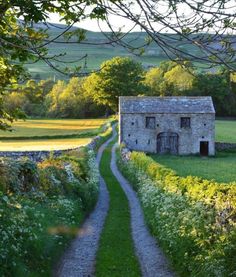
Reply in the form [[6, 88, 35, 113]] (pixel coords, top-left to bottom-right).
[[119, 113, 215, 155]]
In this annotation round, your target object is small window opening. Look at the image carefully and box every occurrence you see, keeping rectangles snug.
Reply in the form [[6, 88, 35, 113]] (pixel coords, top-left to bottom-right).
[[136, 139, 138, 144], [131, 122, 134, 125], [156, 124, 159, 127], [202, 136, 204, 139], [146, 117, 156, 129], [148, 139, 150, 145], [128, 134, 131, 137], [181, 117, 191, 128], [204, 123, 206, 126]]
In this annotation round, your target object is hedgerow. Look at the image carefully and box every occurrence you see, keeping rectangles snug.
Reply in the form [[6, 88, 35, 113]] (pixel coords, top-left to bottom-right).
[[93, 118, 117, 153], [118, 150, 236, 277], [0, 148, 99, 276]]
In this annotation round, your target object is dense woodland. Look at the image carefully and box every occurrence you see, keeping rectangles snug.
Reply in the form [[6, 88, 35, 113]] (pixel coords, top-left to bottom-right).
[[4, 57, 236, 119]]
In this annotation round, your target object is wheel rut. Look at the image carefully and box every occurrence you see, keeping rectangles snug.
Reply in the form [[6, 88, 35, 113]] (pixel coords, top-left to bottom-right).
[[54, 128, 115, 277], [55, 126, 174, 277], [110, 143, 174, 277]]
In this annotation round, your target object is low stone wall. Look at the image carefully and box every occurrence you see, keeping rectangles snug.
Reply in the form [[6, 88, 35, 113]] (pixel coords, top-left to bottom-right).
[[0, 135, 102, 162], [0, 121, 113, 162], [215, 142, 236, 151], [120, 147, 131, 162]]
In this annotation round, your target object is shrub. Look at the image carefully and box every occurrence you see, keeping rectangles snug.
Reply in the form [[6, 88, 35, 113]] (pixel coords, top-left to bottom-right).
[[117, 150, 236, 276], [0, 147, 99, 276], [0, 158, 39, 193]]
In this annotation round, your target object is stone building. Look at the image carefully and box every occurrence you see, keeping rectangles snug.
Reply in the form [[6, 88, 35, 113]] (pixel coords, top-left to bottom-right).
[[119, 96, 215, 155]]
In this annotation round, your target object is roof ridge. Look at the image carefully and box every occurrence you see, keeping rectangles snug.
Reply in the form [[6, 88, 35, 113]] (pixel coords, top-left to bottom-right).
[[119, 96, 215, 114]]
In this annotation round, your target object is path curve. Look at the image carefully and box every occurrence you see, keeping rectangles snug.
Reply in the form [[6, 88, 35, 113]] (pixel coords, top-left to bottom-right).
[[54, 127, 116, 277], [111, 143, 175, 277]]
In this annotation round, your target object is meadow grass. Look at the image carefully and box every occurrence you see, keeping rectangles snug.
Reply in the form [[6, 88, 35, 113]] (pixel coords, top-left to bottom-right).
[[148, 120, 236, 183], [150, 151, 236, 183], [0, 138, 91, 151], [95, 139, 141, 277], [0, 119, 106, 138], [215, 119, 236, 142]]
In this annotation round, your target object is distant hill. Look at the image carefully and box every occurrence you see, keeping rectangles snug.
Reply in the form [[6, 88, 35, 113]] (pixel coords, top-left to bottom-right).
[[25, 22, 235, 80]]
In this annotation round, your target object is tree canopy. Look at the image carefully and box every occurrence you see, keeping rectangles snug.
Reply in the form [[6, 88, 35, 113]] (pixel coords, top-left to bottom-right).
[[144, 61, 195, 96], [1, 0, 236, 128], [84, 57, 146, 111]]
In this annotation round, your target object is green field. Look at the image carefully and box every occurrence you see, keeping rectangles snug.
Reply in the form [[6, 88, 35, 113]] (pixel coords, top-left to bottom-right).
[[0, 119, 106, 138], [150, 152, 236, 183], [0, 119, 106, 151], [150, 120, 236, 183], [26, 24, 207, 80], [0, 138, 91, 151], [215, 120, 236, 143]]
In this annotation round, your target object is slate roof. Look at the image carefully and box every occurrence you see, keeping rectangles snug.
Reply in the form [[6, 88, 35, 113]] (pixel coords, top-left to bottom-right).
[[119, 96, 215, 114]]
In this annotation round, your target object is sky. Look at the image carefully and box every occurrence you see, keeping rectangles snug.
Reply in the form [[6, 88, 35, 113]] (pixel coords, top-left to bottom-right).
[[48, 1, 236, 35], [49, 13, 140, 32]]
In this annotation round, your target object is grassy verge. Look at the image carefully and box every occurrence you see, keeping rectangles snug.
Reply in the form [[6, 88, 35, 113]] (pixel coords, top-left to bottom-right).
[[95, 139, 141, 277], [93, 120, 117, 153], [117, 149, 236, 277]]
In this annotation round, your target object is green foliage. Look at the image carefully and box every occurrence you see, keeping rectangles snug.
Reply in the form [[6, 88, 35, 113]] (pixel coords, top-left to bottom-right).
[[117, 150, 236, 277], [144, 60, 196, 96], [0, 148, 99, 276], [0, 158, 39, 193], [46, 77, 105, 118], [191, 70, 236, 116], [3, 78, 55, 118], [144, 61, 236, 115], [3, 76, 105, 118], [84, 56, 147, 111], [0, 0, 108, 129]]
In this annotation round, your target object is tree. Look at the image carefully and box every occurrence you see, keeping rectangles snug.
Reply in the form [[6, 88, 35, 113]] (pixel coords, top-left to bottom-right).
[[46, 77, 104, 118], [0, 0, 107, 128], [84, 57, 146, 111], [164, 62, 195, 92], [144, 67, 164, 96], [45, 80, 67, 117], [192, 72, 230, 115], [1, 0, 236, 128], [144, 61, 195, 96]]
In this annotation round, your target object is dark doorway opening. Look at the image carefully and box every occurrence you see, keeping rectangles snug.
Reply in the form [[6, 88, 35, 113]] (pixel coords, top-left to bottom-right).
[[157, 132, 178, 154], [200, 141, 209, 156]]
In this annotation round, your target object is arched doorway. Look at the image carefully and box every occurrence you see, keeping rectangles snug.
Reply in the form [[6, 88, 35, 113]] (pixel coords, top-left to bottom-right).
[[157, 132, 179, 154]]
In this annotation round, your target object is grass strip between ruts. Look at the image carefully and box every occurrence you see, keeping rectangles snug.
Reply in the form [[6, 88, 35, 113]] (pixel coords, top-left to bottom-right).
[[95, 139, 141, 277]]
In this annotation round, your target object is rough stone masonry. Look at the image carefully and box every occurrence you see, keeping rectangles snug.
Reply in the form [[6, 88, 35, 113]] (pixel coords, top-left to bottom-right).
[[119, 96, 215, 156]]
